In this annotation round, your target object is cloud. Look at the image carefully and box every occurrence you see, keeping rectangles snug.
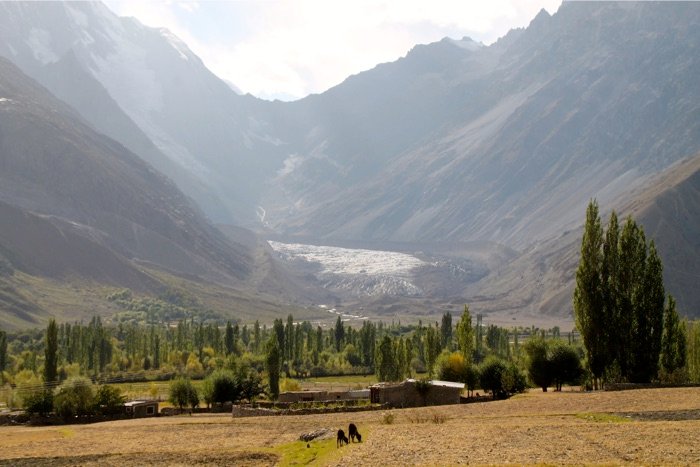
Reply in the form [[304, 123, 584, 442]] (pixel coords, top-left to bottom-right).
[[104, 0, 562, 101]]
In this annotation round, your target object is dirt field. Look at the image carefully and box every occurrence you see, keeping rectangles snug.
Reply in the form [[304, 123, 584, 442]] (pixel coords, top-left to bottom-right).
[[0, 387, 698, 466]]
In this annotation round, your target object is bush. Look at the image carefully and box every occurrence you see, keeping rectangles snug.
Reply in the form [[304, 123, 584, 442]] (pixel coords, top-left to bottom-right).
[[479, 357, 525, 400], [53, 377, 95, 419], [169, 378, 198, 410], [465, 364, 480, 397], [381, 412, 395, 424], [479, 357, 508, 399], [524, 337, 552, 391], [93, 385, 126, 415], [24, 389, 53, 416], [501, 362, 527, 395], [280, 378, 301, 392], [525, 339, 584, 391], [203, 366, 264, 405], [437, 352, 468, 383], [550, 343, 584, 391]]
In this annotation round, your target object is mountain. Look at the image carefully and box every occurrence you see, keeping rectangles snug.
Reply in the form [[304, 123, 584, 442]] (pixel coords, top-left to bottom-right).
[[267, 3, 700, 249], [468, 153, 700, 320], [0, 56, 269, 328], [0, 1, 286, 224], [1, 1, 699, 322]]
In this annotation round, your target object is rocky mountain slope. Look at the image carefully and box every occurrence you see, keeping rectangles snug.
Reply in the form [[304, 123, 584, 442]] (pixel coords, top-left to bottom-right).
[[269, 3, 700, 250], [1, 1, 699, 322]]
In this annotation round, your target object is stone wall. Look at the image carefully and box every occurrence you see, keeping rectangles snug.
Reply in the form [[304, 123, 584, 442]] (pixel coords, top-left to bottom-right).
[[232, 403, 386, 418]]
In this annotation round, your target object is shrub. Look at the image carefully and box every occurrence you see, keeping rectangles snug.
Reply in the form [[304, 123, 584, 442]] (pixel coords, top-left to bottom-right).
[[381, 411, 395, 425], [93, 385, 126, 415], [437, 352, 468, 383], [24, 389, 53, 416], [550, 343, 584, 391], [524, 337, 552, 391], [464, 364, 480, 397], [479, 357, 508, 399], [169, 378, 198, 411], [204, 366, 264, 405], [280, 378, 301, 392], [501, 362, 527, 395], [53, 377, 95, 419]]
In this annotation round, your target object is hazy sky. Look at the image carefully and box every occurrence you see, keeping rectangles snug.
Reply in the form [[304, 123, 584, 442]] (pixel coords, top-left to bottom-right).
[[104, 1, 562, 101]]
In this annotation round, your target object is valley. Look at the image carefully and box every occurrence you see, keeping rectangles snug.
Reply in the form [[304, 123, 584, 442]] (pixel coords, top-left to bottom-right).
[[0, 1, 699, 329]]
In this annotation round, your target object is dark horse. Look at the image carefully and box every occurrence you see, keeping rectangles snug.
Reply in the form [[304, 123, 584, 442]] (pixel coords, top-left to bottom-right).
[[348, 423, 362, 443], [337, 429, 349, 447]]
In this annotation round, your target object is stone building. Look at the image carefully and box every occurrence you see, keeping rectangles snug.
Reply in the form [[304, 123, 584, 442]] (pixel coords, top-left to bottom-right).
[[124, 400, 159, 418], [369, 379, 464, 408]]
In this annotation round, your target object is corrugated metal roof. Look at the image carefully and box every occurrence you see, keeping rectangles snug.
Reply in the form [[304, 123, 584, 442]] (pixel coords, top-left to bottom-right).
[[429, 380, 465, 389]]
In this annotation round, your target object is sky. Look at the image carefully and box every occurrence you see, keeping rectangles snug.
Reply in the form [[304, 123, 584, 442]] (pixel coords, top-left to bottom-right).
[[104, 1, 563, 101]]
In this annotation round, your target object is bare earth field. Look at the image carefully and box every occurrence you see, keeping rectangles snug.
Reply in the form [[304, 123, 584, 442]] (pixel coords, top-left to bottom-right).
[[0, 387, 699, 466]]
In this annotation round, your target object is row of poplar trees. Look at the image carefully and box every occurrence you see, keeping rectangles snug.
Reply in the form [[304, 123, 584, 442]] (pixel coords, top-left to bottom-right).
[[574, 200, 686, 388]]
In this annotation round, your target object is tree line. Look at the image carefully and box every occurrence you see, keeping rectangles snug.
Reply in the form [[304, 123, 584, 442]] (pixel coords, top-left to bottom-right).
[[574, 200, 689, 388]]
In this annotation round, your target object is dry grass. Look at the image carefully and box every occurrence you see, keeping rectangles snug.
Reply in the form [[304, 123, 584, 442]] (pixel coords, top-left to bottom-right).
[[0, 387, 699, 466]]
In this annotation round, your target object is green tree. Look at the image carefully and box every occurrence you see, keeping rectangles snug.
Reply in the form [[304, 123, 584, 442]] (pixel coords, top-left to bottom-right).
[[376, 335, 399, 382], [424, 325, 441, 376], [437, 351, 468, 383], [549, 342, 583, 391], [440, 312, 452, 350], [265, 336, 281, 400], [686, 321, 700, 382], [205, 370, 238, 405], [224, 321, 235, 356], [253, 320, 261, 353], [524, 337, 552, 392], [479, 357, 508, 400], [660, 295, 687, 378], [601, 211, 620, 376], [501, 362, 527, 395], [93, 385, 126, 415], [630, 239, 664, 382], [53, 377, 95, 419], [456, 305, 474, 365], [44, 318, 58, 386], [24, 390, 54, 416], [334, 316, 345, 352], [464, 364, 480, 397], [169, 378, 198, 411], [0, 328, 7, 382], [574, 200, 606, 389]]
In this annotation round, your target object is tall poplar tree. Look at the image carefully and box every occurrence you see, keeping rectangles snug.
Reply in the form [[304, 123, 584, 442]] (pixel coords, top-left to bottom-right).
[[265, 336, 281, 400], [44, 318, 58, 385], [0, 328, 7, 382], [660, 295, 687, 376], [632, 240, 665, 382], [601, 211, 620, 372], [574, 200, 606, 389], [224, 321, 234, 356], [375, 335, 398, 381], [575, 202, 671, 385], [456, 305, 475, 365], [440, 312, 452, 350]]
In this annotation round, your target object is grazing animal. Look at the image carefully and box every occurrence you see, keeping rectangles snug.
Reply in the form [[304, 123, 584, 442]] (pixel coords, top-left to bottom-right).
[[337, 429, 349, 447], [348, 423, 362, 443]]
